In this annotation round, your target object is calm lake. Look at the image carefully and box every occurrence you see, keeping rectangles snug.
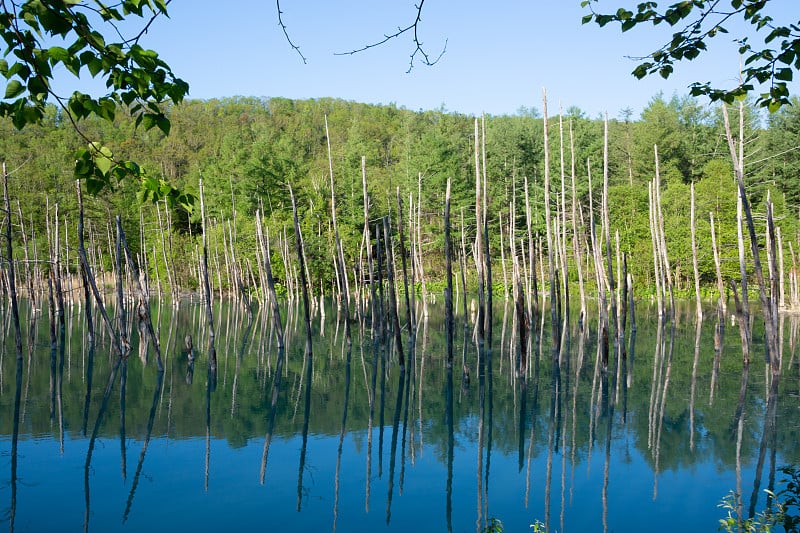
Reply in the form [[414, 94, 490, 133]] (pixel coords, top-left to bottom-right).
[[1, 297, 798, 532]]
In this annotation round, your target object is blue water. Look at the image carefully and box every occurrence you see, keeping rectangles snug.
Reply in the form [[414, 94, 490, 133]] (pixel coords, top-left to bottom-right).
[[1, 299, 797, 532]]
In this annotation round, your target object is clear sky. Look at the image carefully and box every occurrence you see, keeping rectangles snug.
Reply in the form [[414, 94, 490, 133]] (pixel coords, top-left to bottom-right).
[[64, 1, 799, 120]]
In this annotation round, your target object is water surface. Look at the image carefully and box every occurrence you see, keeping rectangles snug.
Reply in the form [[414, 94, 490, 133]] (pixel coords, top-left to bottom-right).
[[1, 298, 798, 532]]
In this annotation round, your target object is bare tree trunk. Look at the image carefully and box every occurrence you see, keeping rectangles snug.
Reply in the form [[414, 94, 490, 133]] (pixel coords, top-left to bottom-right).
[[481, 115, 493, 348], [325, 116, 352, 342], [778, 226, 785, 309], [156, 203, 175, 302], [558, 108, 570, 325], [542, 90, 558, 352], [3, 163, 22, 360], [118, 216, 164, 372], [569, 121, 587, 323], [444, 178, 454, 368], [499, 211, 509, 302], [416, 172, 429, 318], [363, 157, 379, 336], [256, 211, 285, 350], [524, 174, 537, 320], [76, 181, 126, 356], [396, 189, 413, 336], [290, 184, 314, 358], [722, 103, 779, 373], [602, 115, 619, 366], [653, 146, 674, 319], [648, 182, 664, 316], [473, 118, 486, 345], [383, 217, 404, 367], [199, 179, 217, 371], [16, 201, 34, 309], [690, 183, 703, 321]]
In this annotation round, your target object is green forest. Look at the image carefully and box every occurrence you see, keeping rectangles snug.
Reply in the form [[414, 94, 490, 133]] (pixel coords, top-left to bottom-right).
[[3, 92, 800, 302]]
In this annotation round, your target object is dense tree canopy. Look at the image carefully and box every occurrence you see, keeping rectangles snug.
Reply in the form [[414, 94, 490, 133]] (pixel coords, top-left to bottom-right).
[[2, 94, 798, 298]]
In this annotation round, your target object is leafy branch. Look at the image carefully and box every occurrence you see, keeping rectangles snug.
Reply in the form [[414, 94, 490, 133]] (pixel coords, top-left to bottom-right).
[[0, 0, 191, 207], [581, 0, 800, 111]]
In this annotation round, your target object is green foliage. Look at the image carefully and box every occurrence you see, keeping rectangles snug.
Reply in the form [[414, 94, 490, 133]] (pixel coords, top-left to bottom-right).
[[483, 518, 504, 533], [530, 520, 547, 532], [0, 0, 189, 197], [758, 96, 800, 206], [718, 490, 781, 533], [4, 94, 800, 294], [719, 466, 800, 533], [581, 0, 800, 111]]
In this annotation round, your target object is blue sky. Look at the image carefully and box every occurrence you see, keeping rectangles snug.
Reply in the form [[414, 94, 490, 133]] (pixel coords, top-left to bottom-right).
[[58, 1, 799, 120]]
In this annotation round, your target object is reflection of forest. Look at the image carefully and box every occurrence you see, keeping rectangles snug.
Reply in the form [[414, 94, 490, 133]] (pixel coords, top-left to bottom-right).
[[2, 296, 798, 476]]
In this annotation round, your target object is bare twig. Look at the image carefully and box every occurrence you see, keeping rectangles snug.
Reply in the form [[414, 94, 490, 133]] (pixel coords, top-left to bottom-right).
[[333, 0, 446, 72], [276, 0, 307, 64]]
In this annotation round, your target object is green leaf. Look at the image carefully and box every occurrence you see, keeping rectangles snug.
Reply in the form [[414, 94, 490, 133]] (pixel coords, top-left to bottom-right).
[[7, 63, 31, 80], [156, 114, 170, 135], [4, 80, 24, 99], [47, 46, 70, 64], [94, 145, 114, 175], [139, 113, 156, 130], [74, 150, 94, 178], [85, 175, 106, 195], [775, 68, 793, 82], [27, 76, 47, 97]]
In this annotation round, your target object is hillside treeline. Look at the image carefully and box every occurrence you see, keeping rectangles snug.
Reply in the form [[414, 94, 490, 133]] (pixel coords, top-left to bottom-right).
[[2, 93, 799, 299]]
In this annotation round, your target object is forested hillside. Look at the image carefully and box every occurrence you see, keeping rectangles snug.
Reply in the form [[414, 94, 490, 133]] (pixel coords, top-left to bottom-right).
[[3, 93, 799, 299]]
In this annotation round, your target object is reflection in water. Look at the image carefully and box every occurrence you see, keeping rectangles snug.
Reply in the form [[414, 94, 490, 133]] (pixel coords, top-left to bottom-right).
[[748, 377, 780, 521], [120, 360, 128, 482], [81, 340, 94, 437], [2, 299, 800, 532], [385, 363, 405, 524], [206, 364, 216, 493], [332, 345, 352, 532], [83, 352, 123, 533], [9, 354, 22, 533], [123, 371, 164, 522], [445, 364, 454, 533], [297, 351, 313, 511]]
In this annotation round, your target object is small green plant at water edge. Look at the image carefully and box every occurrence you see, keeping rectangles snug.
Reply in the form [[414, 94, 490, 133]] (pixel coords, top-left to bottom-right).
[[483, 517, 503, 532], [719, 465, 800, 533], [481, 517, 548, 532], [530, 519, 547, 532], [718, 491, 782, 532]]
